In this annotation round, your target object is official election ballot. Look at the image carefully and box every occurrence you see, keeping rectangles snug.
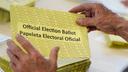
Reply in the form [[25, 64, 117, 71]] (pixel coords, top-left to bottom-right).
[[105, 34, 128, 48], [0, 6, 91, 72], [0, 0, 35, 22]]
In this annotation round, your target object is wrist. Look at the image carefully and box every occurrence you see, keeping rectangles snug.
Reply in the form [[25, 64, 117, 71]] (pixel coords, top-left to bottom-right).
[[116, 19, 128, 41], [116, 20, 128, 35]]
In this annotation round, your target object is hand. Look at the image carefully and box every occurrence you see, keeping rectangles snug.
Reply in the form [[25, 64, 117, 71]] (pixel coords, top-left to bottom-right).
[[69, 3, 126, 35], [7, 34, 59, 72]]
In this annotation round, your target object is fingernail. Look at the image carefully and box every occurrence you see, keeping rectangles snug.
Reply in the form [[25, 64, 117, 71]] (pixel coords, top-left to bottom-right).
[[6, 39, 13, 46], [16, 34, 21, 38], [76, 18, 84, 25], [7, 39, 12, 42], [16, 34, 25, 40], [7, 39, 12, 44], [55, 46, 60, 52]]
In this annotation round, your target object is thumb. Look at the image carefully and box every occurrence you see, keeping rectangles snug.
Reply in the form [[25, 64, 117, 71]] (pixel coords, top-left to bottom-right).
[[49, 47, 59, 67], [76, 18, 96, 27]]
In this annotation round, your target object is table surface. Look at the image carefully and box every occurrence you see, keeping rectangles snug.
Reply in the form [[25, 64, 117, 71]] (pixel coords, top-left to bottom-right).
[[0, 0, 128, 72]]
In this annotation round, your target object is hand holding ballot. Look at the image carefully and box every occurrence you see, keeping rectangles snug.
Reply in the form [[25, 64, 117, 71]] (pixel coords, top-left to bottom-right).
[[70, 3, 128, 41], [7, 34, 59, 72]]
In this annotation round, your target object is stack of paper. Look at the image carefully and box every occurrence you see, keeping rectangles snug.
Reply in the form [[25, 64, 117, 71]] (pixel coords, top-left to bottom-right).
[[0, 40, 11, 72], [11, 6, 90, 72], [0, 0, 36, 22], [105, 34, 128, 48], [0, 57, 11, 72]]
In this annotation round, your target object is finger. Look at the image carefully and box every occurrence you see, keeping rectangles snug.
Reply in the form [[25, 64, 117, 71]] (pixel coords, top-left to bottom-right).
[[69, 4, 85, 13], [7, 40, 25, 60], [10, 62, 17, 72], [49, 47, 59, 66], [16, 34, 37, 55], [7, 49, 19, 63], [76, 18, 96, 26], [69, 3, 94, 13]]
